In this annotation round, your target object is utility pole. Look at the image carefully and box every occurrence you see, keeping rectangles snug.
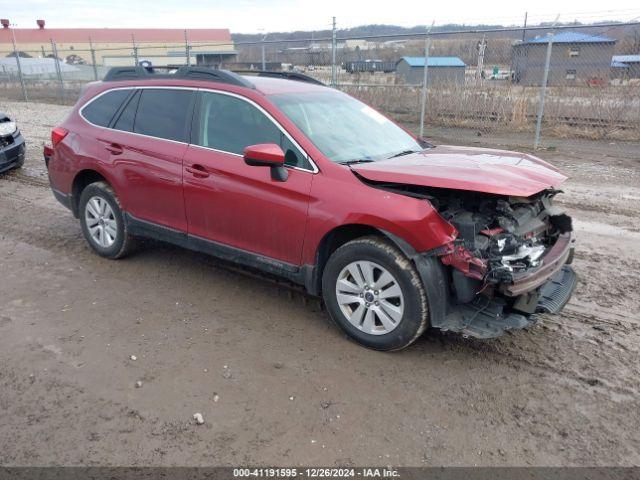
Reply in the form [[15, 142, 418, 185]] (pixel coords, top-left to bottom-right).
[[476, 35, 486, 85], [331, 16, 337, 87], [51, 39, 64, 102], [522, 12, 528, 41], [184, 29, 191, 66], [419, 21, 435, 138], [10, 24, 28, 101], [534, 15, 560, 150], [131, 34, 139, 66], [261, 33, 267, 70], [89, 36, 98, 80]]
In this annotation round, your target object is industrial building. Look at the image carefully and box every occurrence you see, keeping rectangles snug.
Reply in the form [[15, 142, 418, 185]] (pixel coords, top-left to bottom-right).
[[611, 54, 640, 79], [511, 31, 616, 86], [0, 19, 237, 67], [395, 56, 466, 85]]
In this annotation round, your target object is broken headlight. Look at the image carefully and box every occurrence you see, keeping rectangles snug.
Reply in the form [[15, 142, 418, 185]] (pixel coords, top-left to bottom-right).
[[0, 120, 17, 137]]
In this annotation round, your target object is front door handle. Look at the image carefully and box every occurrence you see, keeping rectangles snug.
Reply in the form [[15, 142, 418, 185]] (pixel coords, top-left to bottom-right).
[[105, 143, 123, 155], [186, 164, 210, 178]]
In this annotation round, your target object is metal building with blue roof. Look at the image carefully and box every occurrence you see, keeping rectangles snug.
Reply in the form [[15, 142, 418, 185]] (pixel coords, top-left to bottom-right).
[[611, 55, 640, 79], [523, 31, 616, 44], [396, 56, 467, 85], [511, 31, 616, 86]]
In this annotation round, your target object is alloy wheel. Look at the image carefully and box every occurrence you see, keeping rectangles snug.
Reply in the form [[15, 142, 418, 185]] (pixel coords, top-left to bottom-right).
[[335, 260, 405, 335], [85, 196, 117, 248]]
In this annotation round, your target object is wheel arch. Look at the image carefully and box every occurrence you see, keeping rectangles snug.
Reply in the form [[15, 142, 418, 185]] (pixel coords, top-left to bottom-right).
[[306, 223, 424, 296], [70, 169, 111, 217], [306, 223, 449, 325]]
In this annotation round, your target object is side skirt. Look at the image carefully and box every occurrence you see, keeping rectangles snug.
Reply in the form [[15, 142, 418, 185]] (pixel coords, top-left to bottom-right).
[[123, 213, 316, 291]]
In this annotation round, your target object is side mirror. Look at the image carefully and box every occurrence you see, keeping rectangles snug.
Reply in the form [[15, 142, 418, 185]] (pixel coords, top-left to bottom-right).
[[243, 143, 288, 181]]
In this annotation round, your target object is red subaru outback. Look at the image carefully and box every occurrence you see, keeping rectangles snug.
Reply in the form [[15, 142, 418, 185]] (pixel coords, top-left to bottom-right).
[[45, 67, 576, 351]]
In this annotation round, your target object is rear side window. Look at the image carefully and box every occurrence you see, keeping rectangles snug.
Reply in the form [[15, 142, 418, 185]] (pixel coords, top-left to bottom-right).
[[134, 89, 193, 142], [113, 90, 140, 132], [82, 89, 130, 127]]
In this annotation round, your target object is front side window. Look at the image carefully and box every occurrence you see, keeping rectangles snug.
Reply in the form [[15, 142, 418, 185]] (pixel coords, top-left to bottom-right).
[[195, 91, 308, 169], [270, 90, 422, 163], [134, 89, 193, 142], [82, 89, 130, 127]]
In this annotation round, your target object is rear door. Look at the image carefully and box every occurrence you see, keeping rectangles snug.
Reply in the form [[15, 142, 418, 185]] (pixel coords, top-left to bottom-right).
[[182, 90, 314, 266], [98, 87, 194, 231]]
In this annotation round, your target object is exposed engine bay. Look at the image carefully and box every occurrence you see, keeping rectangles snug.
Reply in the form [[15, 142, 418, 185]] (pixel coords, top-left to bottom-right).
[[431, 188, 573, 283]]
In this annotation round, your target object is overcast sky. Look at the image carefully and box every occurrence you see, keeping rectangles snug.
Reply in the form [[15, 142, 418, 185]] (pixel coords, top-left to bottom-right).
[[7, 0, 640, 33]]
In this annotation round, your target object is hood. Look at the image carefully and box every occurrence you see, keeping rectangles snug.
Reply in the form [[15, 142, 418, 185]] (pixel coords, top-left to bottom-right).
[[351, 145, 567, 197]]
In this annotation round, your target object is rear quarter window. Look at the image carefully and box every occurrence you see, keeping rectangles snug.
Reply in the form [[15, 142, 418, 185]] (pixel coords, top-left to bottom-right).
[[82, 89, 130, 127]]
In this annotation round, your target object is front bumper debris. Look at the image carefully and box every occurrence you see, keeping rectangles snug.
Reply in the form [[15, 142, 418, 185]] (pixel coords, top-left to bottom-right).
[[433, 265, 577, 339], [0, 132, 26, 174], [500, 232, 573, 296], [536, 265, 577, 313]]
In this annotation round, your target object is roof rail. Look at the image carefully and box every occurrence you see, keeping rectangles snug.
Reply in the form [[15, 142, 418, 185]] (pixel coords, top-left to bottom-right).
[[231, 70, 325, 86], [103, 66, 254, 89]]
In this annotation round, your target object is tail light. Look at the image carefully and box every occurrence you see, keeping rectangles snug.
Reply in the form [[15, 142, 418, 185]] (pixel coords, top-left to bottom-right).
[[51, 127, 68, 146]]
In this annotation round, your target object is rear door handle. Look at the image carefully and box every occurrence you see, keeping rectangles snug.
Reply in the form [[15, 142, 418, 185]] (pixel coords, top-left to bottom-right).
[[186, 164, 210, 178], [105, 143, 123, 155]]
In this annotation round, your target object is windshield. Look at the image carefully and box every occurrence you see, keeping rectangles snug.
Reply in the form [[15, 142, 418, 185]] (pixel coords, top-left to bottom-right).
[[270, 90, 422, 163]]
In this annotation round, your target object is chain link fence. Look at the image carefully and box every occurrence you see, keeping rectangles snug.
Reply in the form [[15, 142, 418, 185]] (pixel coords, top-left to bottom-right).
[[2, 21, 640, 149]]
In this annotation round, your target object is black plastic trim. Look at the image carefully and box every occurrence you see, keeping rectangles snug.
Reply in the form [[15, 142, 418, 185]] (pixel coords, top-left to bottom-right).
[[124, 213, 309, 286], [414, 254, 450, 327], [103, 66, 255, 89], [51, 188, 72, 211], [536, 265, 577, 313], [380, 229, 450, 325], [438, 296, 537, 339]]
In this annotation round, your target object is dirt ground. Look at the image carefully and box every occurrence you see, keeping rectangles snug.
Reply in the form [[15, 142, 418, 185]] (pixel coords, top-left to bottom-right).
[[1, 100, 639, 467]]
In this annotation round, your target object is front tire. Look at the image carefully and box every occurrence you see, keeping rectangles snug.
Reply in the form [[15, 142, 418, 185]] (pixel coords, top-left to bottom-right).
[[78, 181, 136, 259], [322, 236, 429, 351]]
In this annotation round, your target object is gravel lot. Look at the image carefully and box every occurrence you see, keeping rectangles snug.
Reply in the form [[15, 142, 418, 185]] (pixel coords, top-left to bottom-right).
[[1, 100, 640, 467]]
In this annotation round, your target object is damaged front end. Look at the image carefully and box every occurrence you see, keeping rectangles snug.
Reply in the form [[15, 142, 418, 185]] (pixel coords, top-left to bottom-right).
[[427, 188, 577, 338], [349, 144, 577, 339], [361, 174, 578, 339]]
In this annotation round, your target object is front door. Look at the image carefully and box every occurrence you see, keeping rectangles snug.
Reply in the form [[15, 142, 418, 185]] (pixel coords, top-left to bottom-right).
[[182, 91, 314, 266]]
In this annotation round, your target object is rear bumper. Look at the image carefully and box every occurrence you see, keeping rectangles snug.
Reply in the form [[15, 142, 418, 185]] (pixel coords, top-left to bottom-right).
[[44, 147, 74, 213], [0, 132, 26, 173]]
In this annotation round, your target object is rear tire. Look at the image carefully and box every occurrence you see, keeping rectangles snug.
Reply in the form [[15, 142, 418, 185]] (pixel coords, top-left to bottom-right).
[[78, 181, 136, 259], [322, 236, 429, 351]]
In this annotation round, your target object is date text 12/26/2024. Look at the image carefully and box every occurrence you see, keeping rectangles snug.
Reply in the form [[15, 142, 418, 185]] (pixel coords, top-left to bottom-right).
[[233, 468, 400, 478]]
